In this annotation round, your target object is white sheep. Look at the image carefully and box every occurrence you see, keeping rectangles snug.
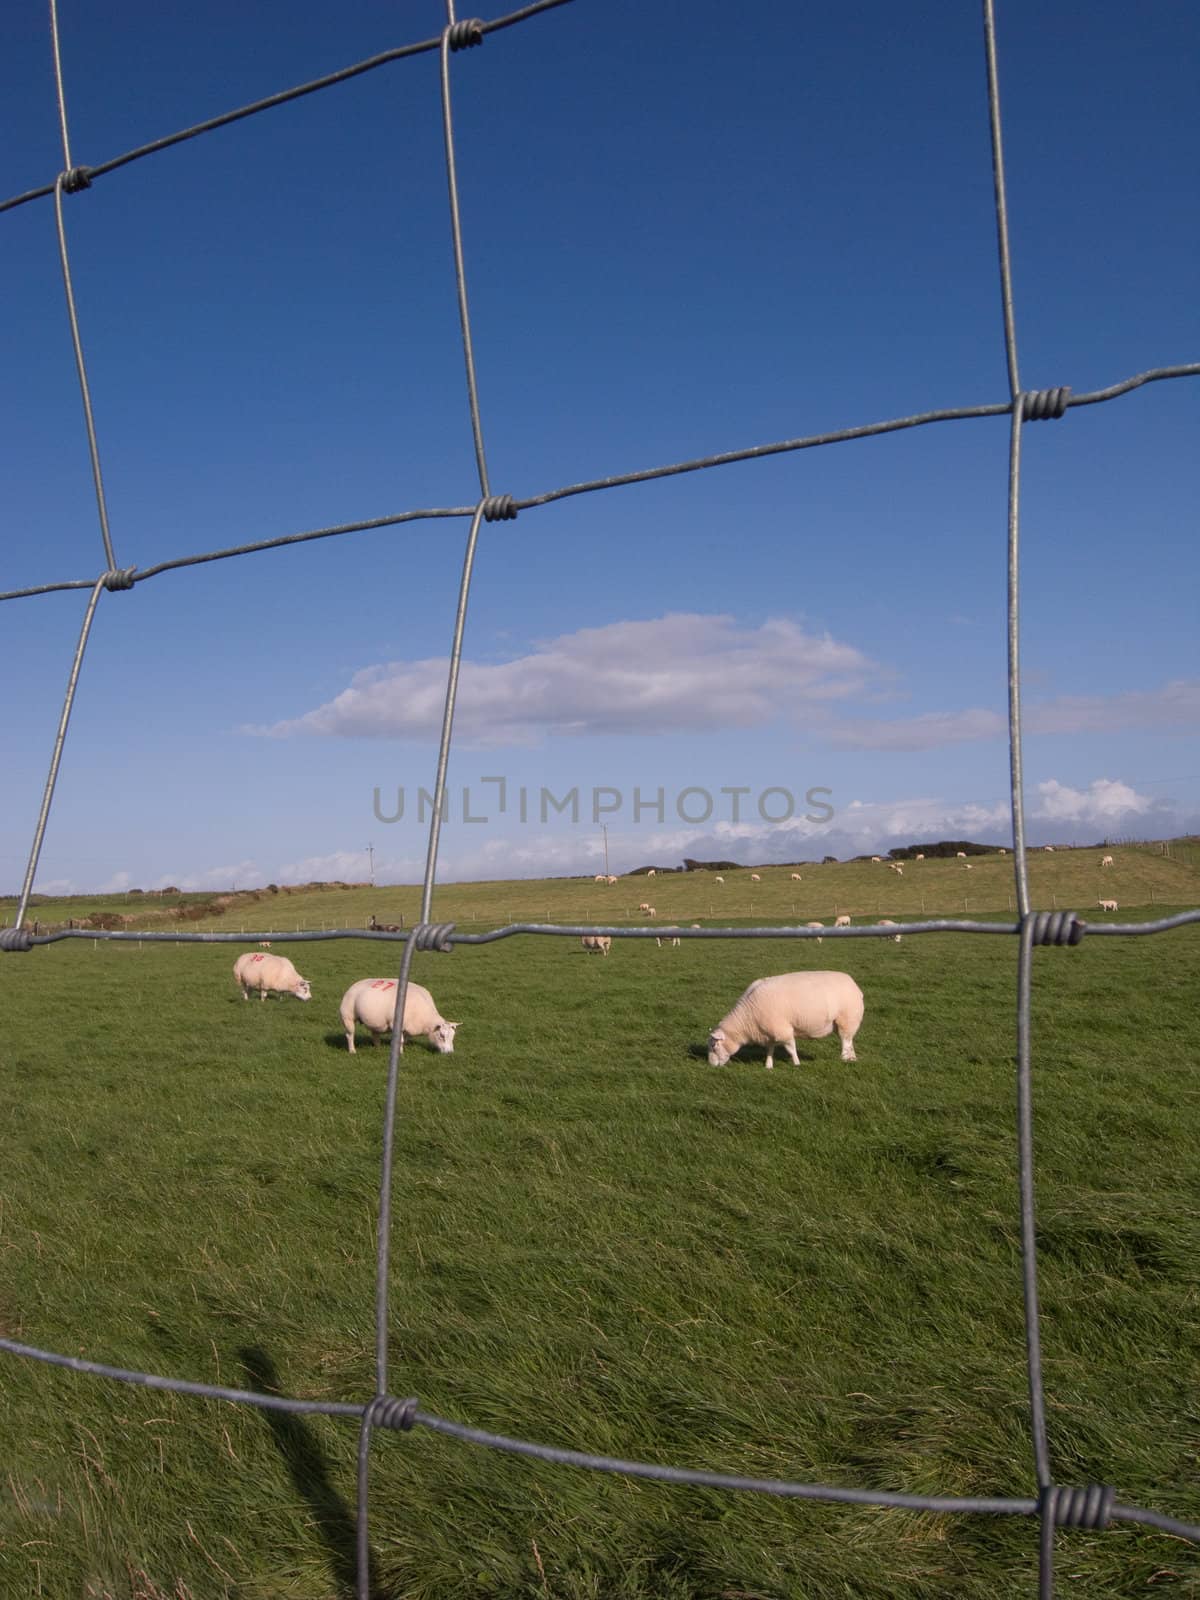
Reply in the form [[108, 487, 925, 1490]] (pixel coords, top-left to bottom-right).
[[1044, 846, 1055, 852], [647, 869, 656, 878], [258, 940, 272, 949], [890, 864, 904, 876], [806, 920, 824, 943], [956, 852, 967, 859], [638, 901, 652, 913], [870, 856, 882, 863], [656, 931, 681, 948], [707, 971, 864, 1070], [714, 875, 724, 884], [1101, 855, 1114, 868], [581, 935, 611, 955], [606, 875, 618, 885], [834, 914, 852, 928], [964, 862, 973, 871], [644, 906, 657, 918], [1098, 899, 1118, 913], [339, 978, 459, 1055], [233, 951, 311, 1002], [915, 853, 925, 861], [877, 919, 902, 943], [750, 873, 761, 882], [998, 848, 1007, 855], [593, 874, 606, 883], [790, 872, 803, 881]]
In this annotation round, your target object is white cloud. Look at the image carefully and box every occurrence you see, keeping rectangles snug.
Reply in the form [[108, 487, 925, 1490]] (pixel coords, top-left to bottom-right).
[[275, 850, 376, 884], [248, 615, 883, 746], [98, 870, 134, 894], [1032, 777, 1154, 825], [826, 680, 1200, 751]]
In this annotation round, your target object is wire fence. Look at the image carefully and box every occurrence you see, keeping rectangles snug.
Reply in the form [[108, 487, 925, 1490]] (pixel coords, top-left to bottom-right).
[[2, 2, 1198, 1596]]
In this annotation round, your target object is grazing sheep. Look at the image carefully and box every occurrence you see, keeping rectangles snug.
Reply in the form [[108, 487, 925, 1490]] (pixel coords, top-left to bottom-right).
[[258, 940, 271, 949], [594, 874, 606, 883], [647, 869, 656, 878], [877, 919, 902, 943], [581, 935, 611, 955], [870, 856, 882, 863], [607, 875, 619, 885], [233, 951, 311, 1002], [915, 853, 925, 861], [956, 852, 967, 859], [656, 931, 682, 948], [1044, 846, 1055, 852], [339, 978, 459, 1055], [714, 875, 724, 884], [806, 920, 825, 943], [834, 914, 852, 928], [1101, 855, 1114, 868], [643, 906, 657, 918], [1099, 899, 1118, 913], [707, 971, 864, 1070], [890, 864, 904, 876], [998, 848, 1007, 855], [638, 902, 652, 913], [790, 872, 803, 881], [750, 873, 761, 882]]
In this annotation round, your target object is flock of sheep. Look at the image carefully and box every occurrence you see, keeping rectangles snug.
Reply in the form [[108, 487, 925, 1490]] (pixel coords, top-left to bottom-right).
[[231, 851, 1124, 1068], [231, 945, 864, 1072]]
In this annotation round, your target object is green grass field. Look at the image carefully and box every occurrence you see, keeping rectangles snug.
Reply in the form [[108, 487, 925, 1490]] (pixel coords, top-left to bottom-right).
[[2, 863, 1199, 1598]]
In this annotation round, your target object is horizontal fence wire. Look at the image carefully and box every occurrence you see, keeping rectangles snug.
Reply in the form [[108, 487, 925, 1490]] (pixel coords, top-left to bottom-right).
[[2, 0, 1197, 1596]]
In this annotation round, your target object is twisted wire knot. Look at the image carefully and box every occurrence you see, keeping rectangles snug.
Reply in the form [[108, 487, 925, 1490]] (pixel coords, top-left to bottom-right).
[[412, 922, 456, 952], [62, 166, 93, 193], [1025, 910, 1085, 946], [447, 19, 484, 50], [0, 928, 36, 953], [481, 494, 517, 522], [1040, 1483, 1115, 1528], [364, 1394, 419, 1432], [102, 567, 137, 592], [1020, 387, 1071, 421]]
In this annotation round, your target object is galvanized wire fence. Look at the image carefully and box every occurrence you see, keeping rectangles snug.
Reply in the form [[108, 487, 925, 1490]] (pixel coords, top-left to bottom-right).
[[2, 2, 1198, 1596]]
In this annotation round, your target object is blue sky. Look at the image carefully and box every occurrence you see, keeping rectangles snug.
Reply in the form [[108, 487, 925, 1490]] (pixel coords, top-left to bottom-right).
[[2, 0, 1197, 894]]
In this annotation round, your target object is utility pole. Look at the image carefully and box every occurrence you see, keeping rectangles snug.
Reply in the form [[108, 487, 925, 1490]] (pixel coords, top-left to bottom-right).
[[603, 824, 609, 878], [367, 843, 375, 885]]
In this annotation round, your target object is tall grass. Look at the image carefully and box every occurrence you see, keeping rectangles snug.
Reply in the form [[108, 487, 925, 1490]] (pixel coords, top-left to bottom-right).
[[2, 912, 1198, 1598]]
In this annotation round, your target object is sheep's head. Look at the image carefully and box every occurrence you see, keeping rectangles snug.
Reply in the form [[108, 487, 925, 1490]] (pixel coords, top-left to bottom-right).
[[707, 1028, 732, 1067], [430, 1021, 459, 1053], [294, 980, 312, 1001]]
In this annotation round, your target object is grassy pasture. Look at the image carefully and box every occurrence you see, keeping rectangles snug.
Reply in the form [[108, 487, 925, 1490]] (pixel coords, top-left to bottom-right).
[[5, 843, 1198, 938], [1, 905, 1198, 1598]]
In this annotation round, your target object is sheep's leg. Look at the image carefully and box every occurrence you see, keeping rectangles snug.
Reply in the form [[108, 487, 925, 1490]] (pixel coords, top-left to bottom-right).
[[784, 1038, 800, 1067], [346, 1031, 356, 1055], [259, 988, 267, 1002], [838, 1026, 856, 1062], [763, 1046, 774, 1070]]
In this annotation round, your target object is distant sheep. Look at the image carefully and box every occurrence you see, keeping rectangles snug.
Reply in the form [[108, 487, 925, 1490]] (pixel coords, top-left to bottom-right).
[[1099, 899, 1118, 913], [656, 931, 681, 948], [964, 863, 973, 871], [647, 869, 656, 878], [998, 848, 1007, 855], [834, 914, 852, 928], [915, 854, 925, 861], [889, 863, 904, 876], [593, 874, 606, 883], [806, 921, 824, 943], [790, 873, 803, 881], [714, 876, 724, 884], [643, 906, 657, 917], [606, 875, 618, 885], [339, 978, 459, 1055], [956, 852, 967, 859], [368, 914, 404, 933], [1101, 855, 1114, 868], [707, 971, 864, 1070], [257, 940, 271, 949], [750, 873, 761, 882], [638, 902, 652, 913], [870, 856, 882, 863], [233, 952, 311, 1002], [581, 935, 611, 955], [1044, 846, 1055, 852], [877, 919, 902, 943]]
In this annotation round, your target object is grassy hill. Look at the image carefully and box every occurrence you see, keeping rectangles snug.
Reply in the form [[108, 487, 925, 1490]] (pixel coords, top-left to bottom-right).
[[5, 840, 1198, 936]]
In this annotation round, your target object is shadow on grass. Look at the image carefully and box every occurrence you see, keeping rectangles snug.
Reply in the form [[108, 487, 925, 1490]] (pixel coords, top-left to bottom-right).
[[238, 1344, 384, 1600]]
